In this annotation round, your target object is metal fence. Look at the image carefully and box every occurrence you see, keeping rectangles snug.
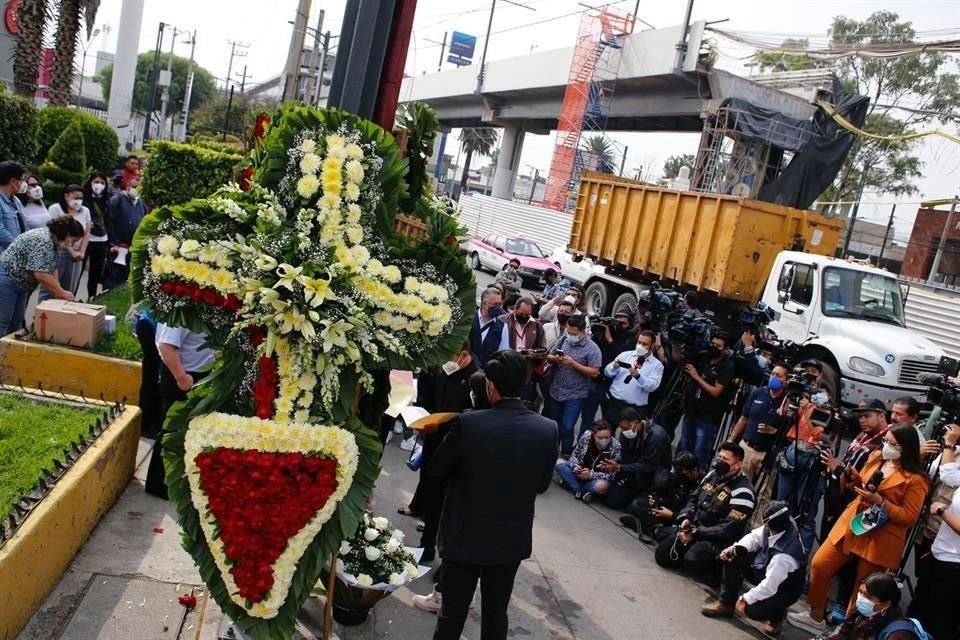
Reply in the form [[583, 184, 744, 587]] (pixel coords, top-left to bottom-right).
[[456, 194, 574, 254], [902, 277, 960, 360]]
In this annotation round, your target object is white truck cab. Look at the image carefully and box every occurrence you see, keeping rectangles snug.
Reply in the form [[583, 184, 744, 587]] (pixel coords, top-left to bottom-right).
[[761, 251, 944, 408]]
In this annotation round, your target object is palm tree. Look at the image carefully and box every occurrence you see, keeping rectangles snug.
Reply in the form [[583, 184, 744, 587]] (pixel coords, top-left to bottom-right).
[[49, 0, 100, 106], [582, 134, 618, 174], [458, 127, 500, 197], [13, 0, 50, 98]]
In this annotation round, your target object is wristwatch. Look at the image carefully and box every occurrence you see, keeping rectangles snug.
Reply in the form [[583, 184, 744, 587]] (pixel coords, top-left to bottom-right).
[[936, 506, 947, 517]]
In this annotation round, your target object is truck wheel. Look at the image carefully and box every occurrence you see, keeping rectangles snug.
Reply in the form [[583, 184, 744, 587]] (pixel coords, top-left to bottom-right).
[[612, 292, 638, 316], [584, 281, 611, 317], [470, 252, 482, 271], [819, 361, 842, 406]]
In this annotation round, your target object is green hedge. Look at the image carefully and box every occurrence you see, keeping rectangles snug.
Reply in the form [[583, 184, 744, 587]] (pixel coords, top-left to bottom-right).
[[187, 135, 244, 156], [0, 93, 39, 163], [47, 120, 87, 172], [36, 107, 119, 173], [141, 141, 244, 207]]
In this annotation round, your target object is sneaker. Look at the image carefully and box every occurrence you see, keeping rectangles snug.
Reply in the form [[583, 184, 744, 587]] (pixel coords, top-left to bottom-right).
[[412, 591, 442, 613], [828, 603, 847, 625], [581, 492, 595, 504], [393, 419, 404, 435], [400, 435, 418, 451], [619, 514, 640, 532], [786, 611, 828, 635]]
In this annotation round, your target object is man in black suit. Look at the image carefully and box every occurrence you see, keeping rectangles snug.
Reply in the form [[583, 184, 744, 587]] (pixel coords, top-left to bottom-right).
[[430, 349, 559, 640]]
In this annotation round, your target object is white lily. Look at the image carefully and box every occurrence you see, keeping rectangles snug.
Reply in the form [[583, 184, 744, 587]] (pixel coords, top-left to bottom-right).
[[302, 277, 331, 307], [274, 263, 304, 291], [320, 319, 351, 352]]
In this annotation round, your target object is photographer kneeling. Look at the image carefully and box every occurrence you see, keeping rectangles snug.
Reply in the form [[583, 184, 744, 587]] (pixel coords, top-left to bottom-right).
[[655, 442, 756, 582], [620, 451, 701, 542], [599, 407, 672, 510], [701, 501, 807, 636]]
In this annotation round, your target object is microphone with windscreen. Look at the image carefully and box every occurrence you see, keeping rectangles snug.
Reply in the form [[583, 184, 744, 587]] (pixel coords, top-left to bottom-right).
[[866, 469, 884, 493]]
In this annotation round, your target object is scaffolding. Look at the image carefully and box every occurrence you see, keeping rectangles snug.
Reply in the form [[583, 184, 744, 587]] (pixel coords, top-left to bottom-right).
[[541, 7, 634, 211]]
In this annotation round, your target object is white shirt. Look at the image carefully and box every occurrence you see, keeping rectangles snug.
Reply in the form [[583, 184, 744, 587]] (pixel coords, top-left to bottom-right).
[[734, 526, 801, 605], [22, 201, 50, 230], [604, 348, 664, 407], [155, 323, 216, 373], [932, 460, 960, 563], [48, 203, 91, 250], [544, 321, 564, 350]]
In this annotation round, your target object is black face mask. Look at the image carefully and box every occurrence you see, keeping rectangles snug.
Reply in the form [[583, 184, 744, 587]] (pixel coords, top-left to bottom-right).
[[515, 314, 530, 324], [714, 459, 731, 477], [556, 313, 570, 324], [708, 346, 723, 359]]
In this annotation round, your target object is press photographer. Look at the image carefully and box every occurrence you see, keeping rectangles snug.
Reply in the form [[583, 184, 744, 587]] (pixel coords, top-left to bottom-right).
[[727, 363, 790, 481], [701, 501, 807, 636], [655, 442, 755, 583], [619, 451, 701, 543], [678, 331, 736, 469], [602, 330, 664, 419]]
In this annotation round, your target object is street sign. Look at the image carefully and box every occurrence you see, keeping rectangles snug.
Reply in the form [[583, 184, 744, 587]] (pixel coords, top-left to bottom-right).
[[447, 54, 472, 67], [449, 31, 477, 60]]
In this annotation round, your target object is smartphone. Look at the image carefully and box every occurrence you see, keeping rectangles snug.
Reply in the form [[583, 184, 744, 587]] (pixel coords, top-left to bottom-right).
[[596, 451, 612, 463], [555, 350, 565, 357]]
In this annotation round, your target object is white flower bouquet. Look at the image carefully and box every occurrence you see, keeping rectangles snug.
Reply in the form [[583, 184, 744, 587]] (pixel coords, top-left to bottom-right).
[[335, 512, 430, 592]]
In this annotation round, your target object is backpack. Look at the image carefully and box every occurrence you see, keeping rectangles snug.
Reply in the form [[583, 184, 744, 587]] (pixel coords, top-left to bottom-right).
[[877, 618, 932, 640]]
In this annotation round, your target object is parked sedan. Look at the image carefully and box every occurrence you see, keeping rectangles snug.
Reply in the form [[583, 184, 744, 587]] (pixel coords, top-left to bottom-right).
[[464, 234, 558, 287], [547, 246, 597, 286]]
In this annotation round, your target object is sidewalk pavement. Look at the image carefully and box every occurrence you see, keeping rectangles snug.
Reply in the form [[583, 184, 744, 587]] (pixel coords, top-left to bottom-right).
[[17, 431, 798, 640]]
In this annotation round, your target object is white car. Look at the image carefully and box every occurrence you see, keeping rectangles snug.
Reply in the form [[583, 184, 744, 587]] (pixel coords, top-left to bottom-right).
[[548, 246, 597, 286]]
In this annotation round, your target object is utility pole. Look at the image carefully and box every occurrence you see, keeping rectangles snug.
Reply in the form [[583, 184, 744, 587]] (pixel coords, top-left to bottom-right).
[[438, 32, 447, 72], [618, 145, 628, 177], [225, 40, 249, 95], [927, 196, 960, 285], [179, 30, 197, 142], [282, 0, 312, 102], [476, 0, 536, 94], [841, 167, 869, 257], [312, 31, 331, 105], [234, 65, 250, 94], [302, 10, 325, 104], [158, 27, 181, 140], [222, 85, 235, 142], [107, 1, 144, 151], [877, 203, 896, 266], [144, 22, 166, 143], [528, 168, 539, 203]]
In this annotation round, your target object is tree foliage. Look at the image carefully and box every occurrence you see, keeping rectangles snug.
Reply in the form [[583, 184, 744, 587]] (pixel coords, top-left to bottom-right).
[[756, 39, 832, 74], [397, 102, 439, 215], [36, 107, 119, 172], [0, 93, 39, 162], [662, 153, 696, 180], [754, 11, 960, 201], [12, 0, 50, 98], [458, 127, 500, 195], [582, 135, 617, 174], [188, 93, 279, 139], [97, 52, 217, 114]]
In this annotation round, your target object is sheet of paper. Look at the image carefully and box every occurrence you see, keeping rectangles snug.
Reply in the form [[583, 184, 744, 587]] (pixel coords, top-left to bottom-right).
[[113, 246, 128, 265]]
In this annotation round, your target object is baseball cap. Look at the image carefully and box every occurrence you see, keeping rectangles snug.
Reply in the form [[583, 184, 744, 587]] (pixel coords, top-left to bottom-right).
[[850, 504, 890, 535], [800, 358, 823, 371], [544, 267, 558, 278], [852, 398, 887, 413]]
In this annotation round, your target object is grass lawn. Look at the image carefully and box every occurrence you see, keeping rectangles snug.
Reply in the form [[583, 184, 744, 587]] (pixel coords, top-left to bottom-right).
[[89, 286, 143, 361], [0, 393, 104, 520]]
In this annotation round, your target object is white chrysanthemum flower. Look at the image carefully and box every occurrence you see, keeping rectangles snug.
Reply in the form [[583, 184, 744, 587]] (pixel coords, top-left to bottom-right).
[[345, 160, 364, 183], [327, 145, 347, 163], [406, 320, 423, 334], [346, 203, 362, 223], [320, 193, 341, 210], [156, 235, 179, 255], [346, 143, 364, 160], [297, 174, 320, 198], [326, 134, 346, 149], [300, 138, 317, 153], [382, 265, 402, 284], [300, 153, 321, 175], [179, 239, 201, 258], [344, 182, 360, 202], [346, 225, 364, 245], [294, 409, 310, 423], [373, 310, 391, 326], [351, 245, 370, 265]]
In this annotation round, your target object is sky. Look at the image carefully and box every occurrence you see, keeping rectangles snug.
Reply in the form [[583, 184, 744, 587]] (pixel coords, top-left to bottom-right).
[[86, 0, 960, 241]]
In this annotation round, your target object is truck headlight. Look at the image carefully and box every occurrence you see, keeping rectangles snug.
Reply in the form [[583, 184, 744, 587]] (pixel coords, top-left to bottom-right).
[[848, 357, 886, 377]]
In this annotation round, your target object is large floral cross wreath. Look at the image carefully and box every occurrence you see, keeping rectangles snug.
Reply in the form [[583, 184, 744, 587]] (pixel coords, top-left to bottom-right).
[[131, 105, 474, 638]]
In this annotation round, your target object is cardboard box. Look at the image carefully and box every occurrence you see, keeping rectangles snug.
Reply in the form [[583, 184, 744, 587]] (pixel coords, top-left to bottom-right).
[[34, 300, 105, 348]]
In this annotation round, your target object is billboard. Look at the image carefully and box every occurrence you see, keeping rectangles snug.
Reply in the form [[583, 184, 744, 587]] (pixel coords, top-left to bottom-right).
[[449, 31, 477, 59]]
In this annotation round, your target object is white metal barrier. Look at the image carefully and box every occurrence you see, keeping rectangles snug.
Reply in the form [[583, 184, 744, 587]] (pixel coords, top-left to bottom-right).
[[902, 279, 960, 360]]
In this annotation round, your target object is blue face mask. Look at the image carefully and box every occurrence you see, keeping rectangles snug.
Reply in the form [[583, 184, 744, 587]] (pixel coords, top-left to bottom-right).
[[768, 375, 784, 392], [855, 593, 877, 618], [487, 305, 503, 319], [566, 333, 583, 345]]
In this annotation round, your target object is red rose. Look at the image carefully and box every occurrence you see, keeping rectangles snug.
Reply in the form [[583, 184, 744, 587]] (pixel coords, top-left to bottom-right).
[[178, 593, 197, 609], [254, 113, 271, 143], [189, 288, 203, 302], [174, 282, 188, 296], [240, 166, 254, 191], [160, 281, 175, 294]]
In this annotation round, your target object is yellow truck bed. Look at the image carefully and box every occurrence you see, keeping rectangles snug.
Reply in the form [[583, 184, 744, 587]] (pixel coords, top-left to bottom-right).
[[571, 171, 845, 303]]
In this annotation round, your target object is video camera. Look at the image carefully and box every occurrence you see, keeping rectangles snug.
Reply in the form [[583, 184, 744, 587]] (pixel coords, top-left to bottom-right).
[[667, 314, 715, 359], [588, 315, 617, 343], [919, 356, 960, 442]]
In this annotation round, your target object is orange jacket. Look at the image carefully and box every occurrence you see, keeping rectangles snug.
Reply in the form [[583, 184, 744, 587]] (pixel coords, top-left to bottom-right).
[[827, 450, 928, 569]]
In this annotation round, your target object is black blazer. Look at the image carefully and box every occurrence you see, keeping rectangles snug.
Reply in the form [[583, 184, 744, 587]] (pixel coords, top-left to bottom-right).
[[430, 398, 559, 564]]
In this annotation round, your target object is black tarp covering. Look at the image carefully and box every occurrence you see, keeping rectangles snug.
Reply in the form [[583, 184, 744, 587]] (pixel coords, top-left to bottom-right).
[[756, 77, 870, 209], [720, 97, 815, 152]]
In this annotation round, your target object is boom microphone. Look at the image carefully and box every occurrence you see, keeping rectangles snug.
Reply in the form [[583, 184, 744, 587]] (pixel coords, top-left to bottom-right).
[[917, 372, 947, 386]]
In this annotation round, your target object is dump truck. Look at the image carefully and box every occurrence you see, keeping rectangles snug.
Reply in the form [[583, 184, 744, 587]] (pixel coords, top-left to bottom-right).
[[569, 171, 944, 408]]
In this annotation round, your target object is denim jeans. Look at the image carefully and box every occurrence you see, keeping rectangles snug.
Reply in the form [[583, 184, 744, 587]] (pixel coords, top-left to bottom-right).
[[775, 446, 825, 552], [0, 267, 30, 337], [579, 380, 606, 428], [679, 415, 720, 470], [546, 397, 584, 456], [554, 460, 604, 496]]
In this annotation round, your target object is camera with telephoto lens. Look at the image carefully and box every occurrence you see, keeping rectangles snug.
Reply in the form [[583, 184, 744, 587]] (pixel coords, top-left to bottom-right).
[[589, 315, 617, 343], [919, 356, 960, 443], [637, 283, 680, 333], [667, 315, 715, 359]]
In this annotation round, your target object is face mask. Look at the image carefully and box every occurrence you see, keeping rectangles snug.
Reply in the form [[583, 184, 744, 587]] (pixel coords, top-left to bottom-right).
[[29, 186, 43, 200], [882, 442, 901, 461], [556, 313, 570, 324], [566, 333, 583, 345], [708, 346, 723, 359], [68, 198, 83, 211], [855, 593, 877, 618], [92, 183, 105, 195], [811, 392, 829, 406], [127, 188, 139, 200], [768, 376, 784, 392], [621, 427, 638, 440], [17, 180, 27, 194], [515, 314, 530, 324], [596, 437, 611, 448], [487, 304, 503, 319], [636, 345, 649, 357], [756, 355, 768, 369], [714, 459, 731, 477]]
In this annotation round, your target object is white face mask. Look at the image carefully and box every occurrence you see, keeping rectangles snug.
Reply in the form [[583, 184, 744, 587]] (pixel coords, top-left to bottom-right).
[[882, 442, 901, 461], [17, 180, 27, 194], [91, 182, 105, 195], [636, 344, 649, 357], [596, 437, 611, 448], [68, 198, 83, 211], [621, 428, 638, 440], [29, 186, 43, 200], [127, 188, 139, 200]]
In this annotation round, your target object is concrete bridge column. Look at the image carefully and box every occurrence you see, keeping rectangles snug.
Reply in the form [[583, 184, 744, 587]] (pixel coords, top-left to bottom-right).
[[492, 125, 525, 200]]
